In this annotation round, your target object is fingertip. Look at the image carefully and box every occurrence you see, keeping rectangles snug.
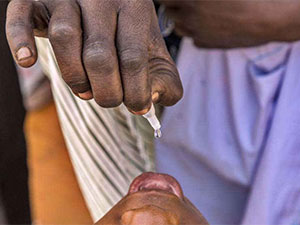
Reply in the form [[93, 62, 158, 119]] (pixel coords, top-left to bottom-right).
[[128, 106, 151, 116], [78, 90, 93, 100]]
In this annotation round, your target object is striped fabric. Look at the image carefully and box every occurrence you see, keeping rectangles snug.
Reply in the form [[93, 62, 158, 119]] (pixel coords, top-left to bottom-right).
[[35, 38, 155, 222]]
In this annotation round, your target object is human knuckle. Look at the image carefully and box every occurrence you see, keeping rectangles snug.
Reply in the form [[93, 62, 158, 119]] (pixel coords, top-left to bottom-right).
[[84, 46, 115, 75], [120, 48, 147, 74], [63, 77, 82, 89], [49, 23, 79, 43], [6, 20, 31, 38], [62, 75, 88, 92]]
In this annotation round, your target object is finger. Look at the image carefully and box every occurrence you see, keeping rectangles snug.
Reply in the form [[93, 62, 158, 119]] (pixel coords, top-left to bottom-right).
[[6, 0, 39, 67], [117, 0, 152, 113], [158, 0, 182, 8], [48, 1, 91, 98], [149, 9, 183, 106], [79, 0, 123, 107]]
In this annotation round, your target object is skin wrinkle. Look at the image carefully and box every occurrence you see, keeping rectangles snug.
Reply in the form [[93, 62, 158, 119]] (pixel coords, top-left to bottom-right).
[[84, 49, 117, 76], [118, 48, 148, 77], [49, 24, 80, 46]]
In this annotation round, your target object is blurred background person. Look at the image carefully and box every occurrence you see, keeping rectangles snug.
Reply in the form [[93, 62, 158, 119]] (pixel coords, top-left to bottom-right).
[[156, 1, 300, 224]]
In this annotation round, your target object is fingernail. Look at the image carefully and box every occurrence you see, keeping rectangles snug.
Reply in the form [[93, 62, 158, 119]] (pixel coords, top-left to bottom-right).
[[129, 107, 150, 115], [16, 47, 32, 61], [152, 92, 160, 102], [78, 90, 93, 100]]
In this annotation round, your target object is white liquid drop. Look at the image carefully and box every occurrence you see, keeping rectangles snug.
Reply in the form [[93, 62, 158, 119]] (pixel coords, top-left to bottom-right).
[[154, 129, 162, 138]]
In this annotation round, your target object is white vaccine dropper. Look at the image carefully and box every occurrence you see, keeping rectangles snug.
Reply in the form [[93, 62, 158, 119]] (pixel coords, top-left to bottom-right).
[[142, 104, 162, 138]]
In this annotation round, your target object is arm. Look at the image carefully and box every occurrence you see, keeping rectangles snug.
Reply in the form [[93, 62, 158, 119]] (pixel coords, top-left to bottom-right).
[[160, 0, 300, 48]]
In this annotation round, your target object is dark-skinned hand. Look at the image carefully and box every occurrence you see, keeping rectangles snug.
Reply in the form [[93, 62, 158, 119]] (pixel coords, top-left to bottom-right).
[[160, 0, 300, 48], [6, 0, 183, 114]]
